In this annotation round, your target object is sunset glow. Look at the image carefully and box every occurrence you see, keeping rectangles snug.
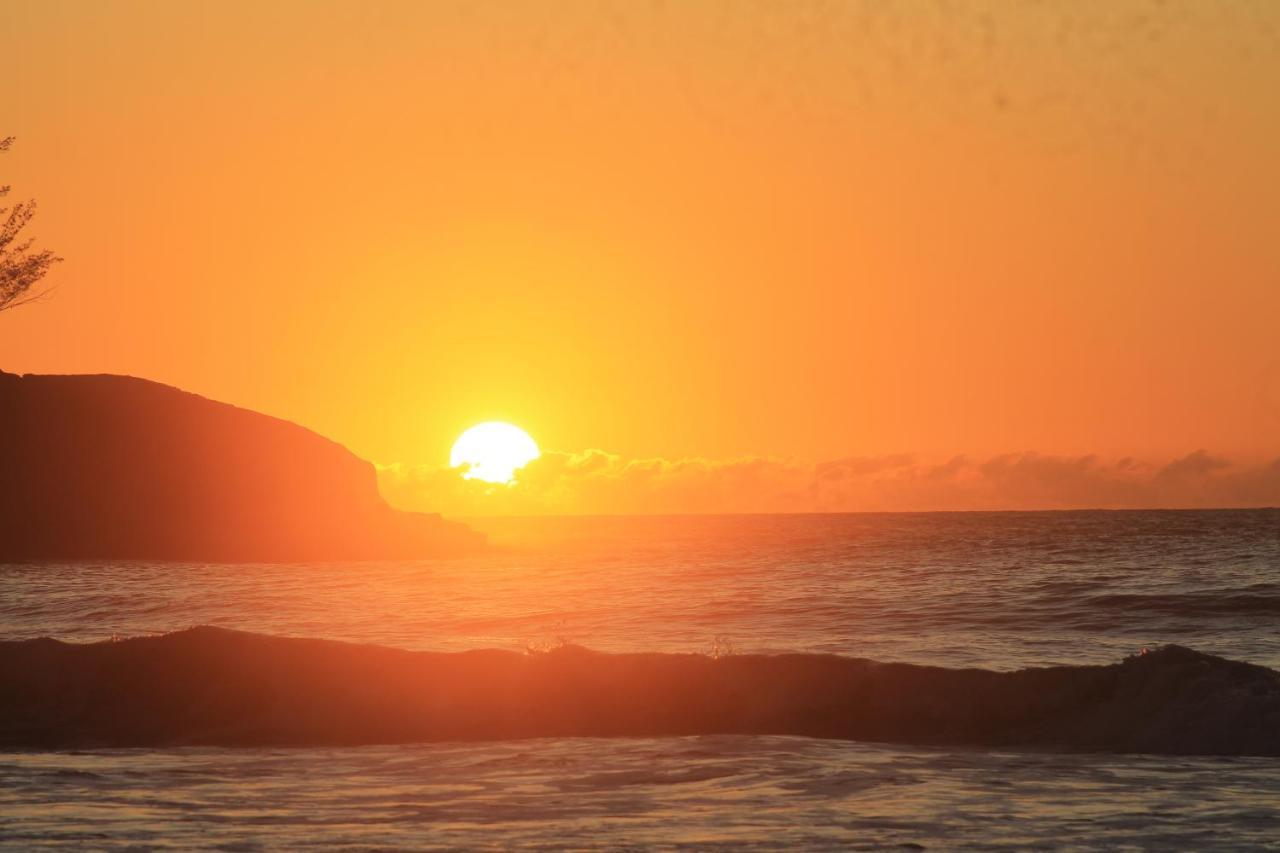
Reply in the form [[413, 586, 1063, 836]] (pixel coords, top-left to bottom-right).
[[3, 3, 1280, 847], [3, 2, 1278, 518], [449, 422, 540, 484]]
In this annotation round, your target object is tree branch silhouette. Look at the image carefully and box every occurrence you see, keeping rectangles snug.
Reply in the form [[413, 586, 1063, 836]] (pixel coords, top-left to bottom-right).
[[0, 137, 61, 313]]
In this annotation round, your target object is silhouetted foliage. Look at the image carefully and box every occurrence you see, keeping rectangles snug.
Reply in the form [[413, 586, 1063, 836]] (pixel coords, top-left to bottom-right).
[[0, 137, 60, 312]]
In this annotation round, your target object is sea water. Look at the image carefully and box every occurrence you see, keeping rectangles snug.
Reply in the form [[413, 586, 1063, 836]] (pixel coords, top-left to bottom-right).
[[1, 510, 1278, 849]]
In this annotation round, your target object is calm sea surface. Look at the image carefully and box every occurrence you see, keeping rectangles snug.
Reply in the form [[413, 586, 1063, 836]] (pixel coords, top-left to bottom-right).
[[2, 510, 1278, 849]]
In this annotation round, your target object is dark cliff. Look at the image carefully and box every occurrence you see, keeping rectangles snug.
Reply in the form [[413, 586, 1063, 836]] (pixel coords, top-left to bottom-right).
[[0, 371, 483, 560]]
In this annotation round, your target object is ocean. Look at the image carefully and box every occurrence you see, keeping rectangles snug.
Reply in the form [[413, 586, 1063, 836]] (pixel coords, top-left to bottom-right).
[[2, 509, 1278, 849]]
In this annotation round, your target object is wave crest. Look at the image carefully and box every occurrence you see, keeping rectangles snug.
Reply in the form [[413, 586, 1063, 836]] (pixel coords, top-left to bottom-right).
[[2, 628, 1278, 755]]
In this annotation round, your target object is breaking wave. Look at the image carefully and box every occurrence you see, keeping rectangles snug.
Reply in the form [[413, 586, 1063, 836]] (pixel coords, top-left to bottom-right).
[[3, 627, 1278, 756]]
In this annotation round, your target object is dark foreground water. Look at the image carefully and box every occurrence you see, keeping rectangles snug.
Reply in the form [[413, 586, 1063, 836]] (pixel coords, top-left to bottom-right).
[[1, 509, 1278, 849]]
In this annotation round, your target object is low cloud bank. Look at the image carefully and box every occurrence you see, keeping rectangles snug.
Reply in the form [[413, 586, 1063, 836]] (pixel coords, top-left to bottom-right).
[[379, 450, 1280, 516]]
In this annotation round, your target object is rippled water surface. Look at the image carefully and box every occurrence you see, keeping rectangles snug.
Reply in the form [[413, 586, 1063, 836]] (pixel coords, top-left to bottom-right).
[[4, 739, 1280, 851], [3, 509, 1279, 848], [3, 510, 1278, 668]]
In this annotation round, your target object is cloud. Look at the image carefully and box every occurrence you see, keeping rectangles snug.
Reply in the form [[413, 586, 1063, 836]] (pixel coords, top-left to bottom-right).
[[377, 450, 1280, 517], [1155, 449, 1231, 480]]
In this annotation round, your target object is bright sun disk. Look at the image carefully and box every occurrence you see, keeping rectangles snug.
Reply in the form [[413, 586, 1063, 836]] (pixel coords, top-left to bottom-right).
[[449, 422, 540, 484]]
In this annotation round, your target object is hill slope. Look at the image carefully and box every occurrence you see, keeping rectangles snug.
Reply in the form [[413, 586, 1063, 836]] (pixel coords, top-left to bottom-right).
[[0, 371, 482, 560]]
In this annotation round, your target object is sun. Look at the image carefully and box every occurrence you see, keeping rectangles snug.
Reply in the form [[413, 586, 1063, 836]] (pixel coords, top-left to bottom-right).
[[450, 422, 540, 484]]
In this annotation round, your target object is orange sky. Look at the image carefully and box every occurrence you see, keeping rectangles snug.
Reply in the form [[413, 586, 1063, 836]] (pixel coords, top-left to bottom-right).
[[2, 1, 1278, 513]]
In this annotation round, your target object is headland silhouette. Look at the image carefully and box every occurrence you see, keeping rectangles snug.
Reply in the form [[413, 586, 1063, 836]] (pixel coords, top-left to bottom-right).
[[0, 370, 482, 561]]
